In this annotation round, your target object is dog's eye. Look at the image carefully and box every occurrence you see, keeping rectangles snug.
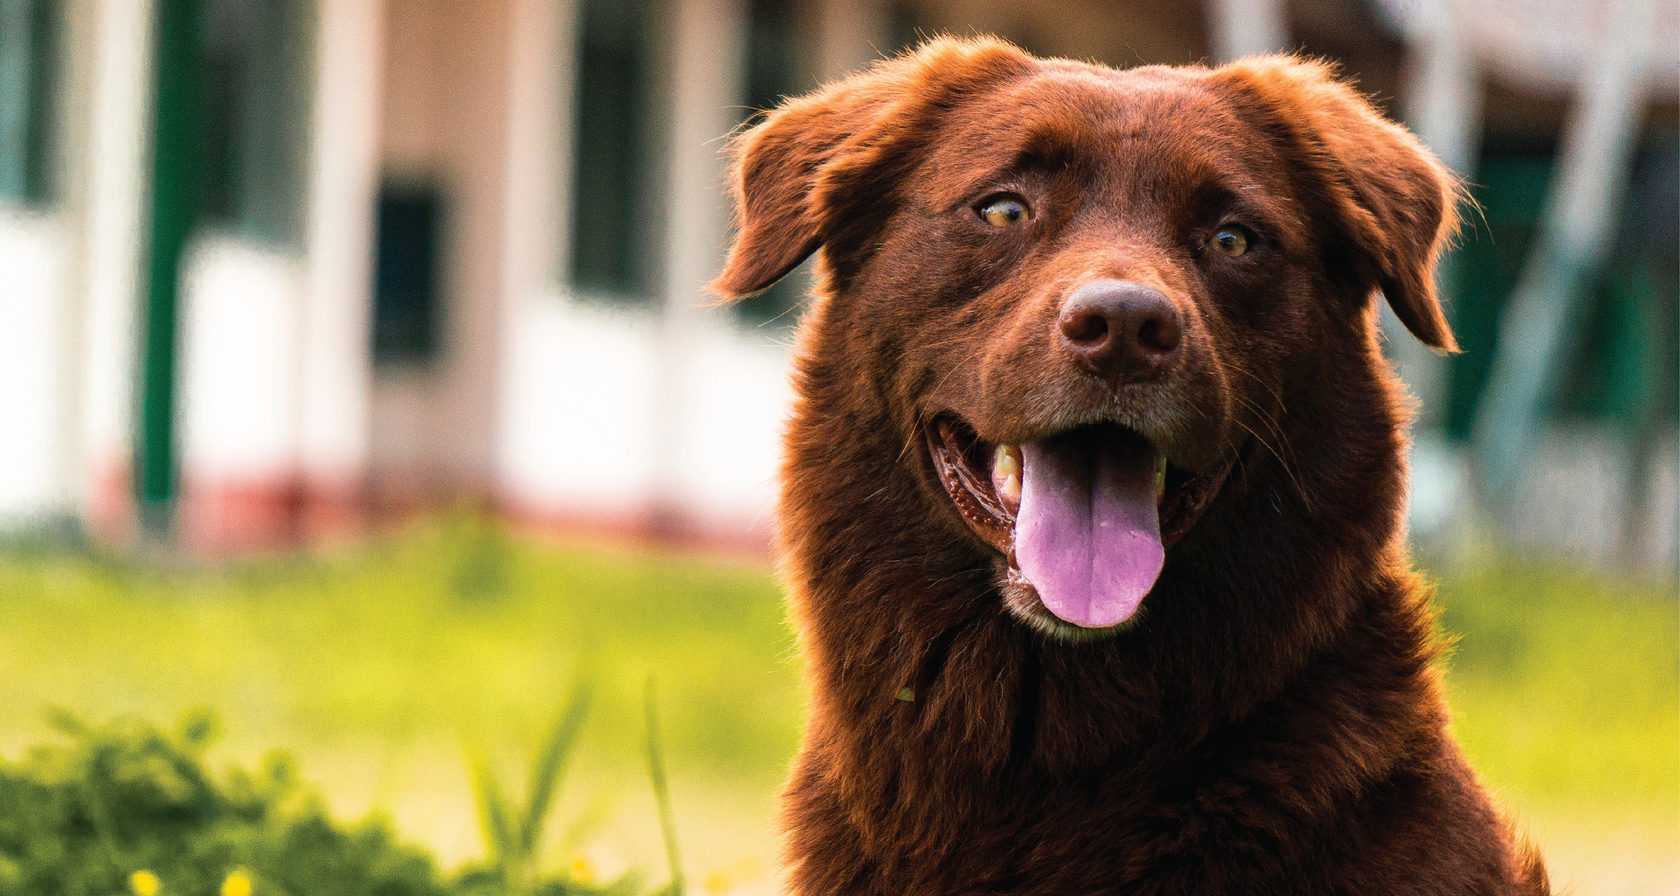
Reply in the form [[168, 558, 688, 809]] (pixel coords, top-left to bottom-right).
[[1210, 226, 1253, 257], [977, 195, 1031, 227]]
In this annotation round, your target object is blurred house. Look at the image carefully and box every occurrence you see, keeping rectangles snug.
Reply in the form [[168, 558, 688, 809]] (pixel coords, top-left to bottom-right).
[[1, 0, 1674, 570]]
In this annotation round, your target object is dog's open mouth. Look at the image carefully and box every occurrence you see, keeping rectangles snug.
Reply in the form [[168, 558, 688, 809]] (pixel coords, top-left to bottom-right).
[[927, 417, 1232, 632]]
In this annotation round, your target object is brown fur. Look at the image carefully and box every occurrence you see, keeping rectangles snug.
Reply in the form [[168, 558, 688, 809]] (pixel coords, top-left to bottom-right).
[[714, 38, 1548, 895]]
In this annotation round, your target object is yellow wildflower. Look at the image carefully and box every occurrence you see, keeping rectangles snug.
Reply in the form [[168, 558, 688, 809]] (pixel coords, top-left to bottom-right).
[[221, 869, 253, 896], [129, 870, 162, 896]]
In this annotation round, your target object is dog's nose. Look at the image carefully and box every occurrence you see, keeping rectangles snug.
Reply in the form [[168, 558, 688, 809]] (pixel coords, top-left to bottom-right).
[[1057, 280, 1183, 381]]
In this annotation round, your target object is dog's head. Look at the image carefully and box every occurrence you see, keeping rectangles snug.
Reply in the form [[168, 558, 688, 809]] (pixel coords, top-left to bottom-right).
[[716, 38, 1458, 641]]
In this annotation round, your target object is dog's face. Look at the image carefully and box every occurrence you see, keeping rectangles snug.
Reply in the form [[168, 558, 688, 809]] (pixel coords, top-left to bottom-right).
[[717, 40, 1457, 641]]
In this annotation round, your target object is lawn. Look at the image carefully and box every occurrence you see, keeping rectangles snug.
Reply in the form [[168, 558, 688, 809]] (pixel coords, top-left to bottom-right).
[[1433, 564, 1678, 895], [0, 517, 1673, 893]]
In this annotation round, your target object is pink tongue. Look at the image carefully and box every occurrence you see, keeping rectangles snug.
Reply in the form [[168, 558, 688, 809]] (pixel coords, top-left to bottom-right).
[[1015, 430, 1163, 628]]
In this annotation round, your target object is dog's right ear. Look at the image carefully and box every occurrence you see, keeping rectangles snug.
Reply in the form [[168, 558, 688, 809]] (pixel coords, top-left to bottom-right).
[[712, 37, 1034, 299], [1214, 56, 1463, 353]]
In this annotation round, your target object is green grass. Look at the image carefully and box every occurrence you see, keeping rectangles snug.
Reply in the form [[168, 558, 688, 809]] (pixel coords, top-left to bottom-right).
[[0, 518, 1672, 892], [1437, 563, 1677, 812], [1432, 562, 1679, 894], [0, 518, 802, 889], [0, 518, 801, 771]]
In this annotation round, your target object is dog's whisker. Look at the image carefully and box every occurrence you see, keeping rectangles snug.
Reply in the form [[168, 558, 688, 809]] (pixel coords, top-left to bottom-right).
[[1230, 413, 1315, 515], [894, 346, 988, 468], [1215, 356, 1311, 507], [1217, 356, 1286, 408], [1216, 361, 1297, 457], [1225, 390, 1295, 466]]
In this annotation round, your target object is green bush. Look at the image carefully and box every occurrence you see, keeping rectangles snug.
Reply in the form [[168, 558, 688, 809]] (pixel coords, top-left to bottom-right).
[[0, 712, 642, 896]]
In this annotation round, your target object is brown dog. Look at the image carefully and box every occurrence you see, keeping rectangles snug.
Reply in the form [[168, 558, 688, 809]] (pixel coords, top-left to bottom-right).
[[714, 37, 1549, 895]]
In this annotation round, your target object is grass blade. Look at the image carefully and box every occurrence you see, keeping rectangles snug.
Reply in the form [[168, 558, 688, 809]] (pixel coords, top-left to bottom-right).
[[468, 751, 516, 866], [645, 677, 684, 895], [518, 677, 595, 854]]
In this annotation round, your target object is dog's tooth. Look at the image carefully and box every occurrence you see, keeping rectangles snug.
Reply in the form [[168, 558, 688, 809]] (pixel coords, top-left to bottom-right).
[[1154, 453, 1168, 499], [992, 444, 1023, 509]]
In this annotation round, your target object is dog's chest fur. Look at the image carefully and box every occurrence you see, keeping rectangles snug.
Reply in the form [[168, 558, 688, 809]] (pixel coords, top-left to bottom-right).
[[777, 336, 1513, 895]]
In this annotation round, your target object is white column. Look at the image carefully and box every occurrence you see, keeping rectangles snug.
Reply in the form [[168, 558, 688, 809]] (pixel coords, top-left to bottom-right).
[[813, 0, 888, 81], [37, 0, 104, 529], [297, 0, 385, 506], [491, 0, 565, 499], [499, 0, 563, 301], [79, 0, 156, 533], [651, 0, 749, 523], [1207, 0, 1289, 62]]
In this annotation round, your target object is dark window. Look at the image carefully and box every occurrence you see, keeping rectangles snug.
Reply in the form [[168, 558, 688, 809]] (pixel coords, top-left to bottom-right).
[[886, 0, 929, 55], [569, 0, 665, 298], [196, 0, 311, 244], [744, 0, 802, 124], [371, 182, 444, 365], [0, 0, 61, 206]]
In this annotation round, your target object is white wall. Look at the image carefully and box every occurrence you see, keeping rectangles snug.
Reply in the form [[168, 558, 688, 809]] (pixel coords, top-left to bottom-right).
[[497, 294, 790, 531], [371, 0, 517, 493], [175, 237, 306, 484], [498, 299, 664, 514], [492, 0, 790, 536], [665, 318, 792, 529], [0, 211, 68, 522], [298, 0, 384, 490], [0, 0, 154, 532]]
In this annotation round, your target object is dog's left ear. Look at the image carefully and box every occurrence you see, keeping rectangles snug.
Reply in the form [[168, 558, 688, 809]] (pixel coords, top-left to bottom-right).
[[1214, 57, 1462, 353], [713, 37, 1035, 299], [709, 81, 883, 299]]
